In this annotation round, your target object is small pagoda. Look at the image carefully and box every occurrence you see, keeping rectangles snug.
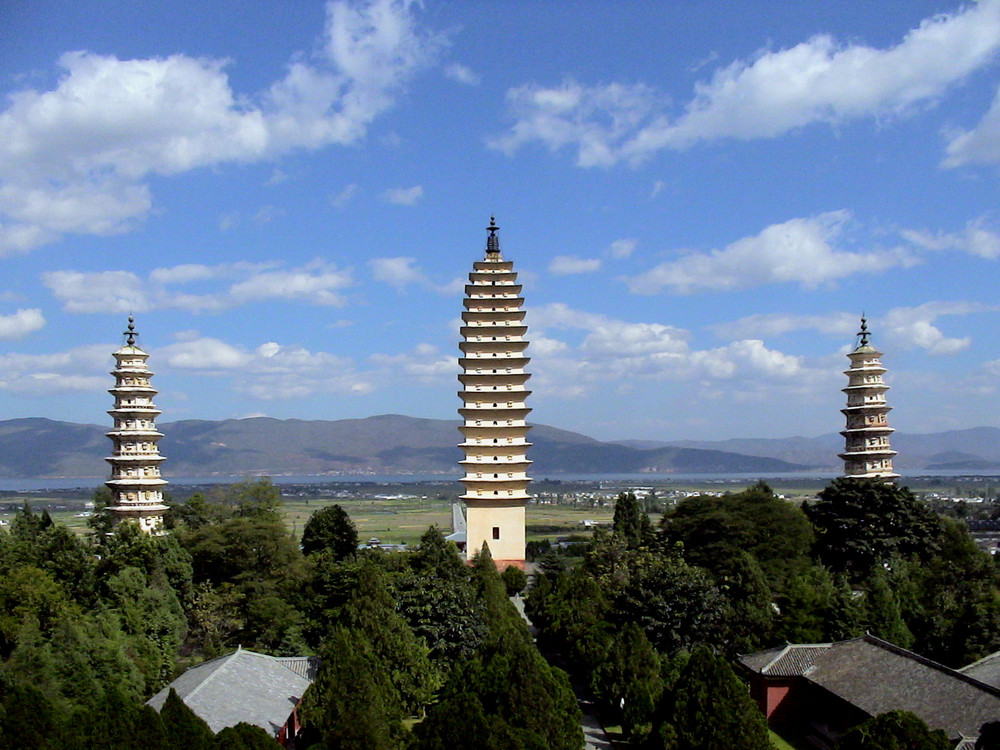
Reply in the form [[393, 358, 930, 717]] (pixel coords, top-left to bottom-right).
[[105, 316, 169, 533], [458, 217, 532, 569], [839, 316, 899, 480]]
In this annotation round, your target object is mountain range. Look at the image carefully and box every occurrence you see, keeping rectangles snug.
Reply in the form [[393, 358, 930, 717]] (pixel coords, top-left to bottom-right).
[[1, 415, 999, 479]]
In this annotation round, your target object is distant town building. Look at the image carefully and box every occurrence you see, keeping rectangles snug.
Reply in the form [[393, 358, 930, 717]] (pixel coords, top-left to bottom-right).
[[105, 316, 169, 533], [839, 316, 899, 480], [457, 217, 531, 569]]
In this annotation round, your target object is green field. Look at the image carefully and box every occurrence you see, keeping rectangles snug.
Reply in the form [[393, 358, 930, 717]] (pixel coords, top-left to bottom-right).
[[3, 474, 988, 545]]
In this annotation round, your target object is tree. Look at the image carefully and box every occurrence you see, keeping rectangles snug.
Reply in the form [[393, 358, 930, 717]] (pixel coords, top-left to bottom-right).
[[660, 481, 814, 593], [806, 477, 941, 578], [835, 710, 951, 750], [213, 722, 282, 749], [337, 562, 438, 713], [300, 504, 358, 559], [160, 688, 216, 750], [299, 626, 407, 750], [614, 491, 651, 548], [613, 551, 727, 655], [651, 645, 771, 750], [591, 621, 662, 741], [501, 565, 527, 597]]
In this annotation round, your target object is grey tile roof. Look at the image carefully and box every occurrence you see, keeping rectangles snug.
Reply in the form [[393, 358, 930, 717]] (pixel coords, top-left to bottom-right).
[[147, 647, 317, 736], [742, 635, 1000, 740], [960, 650, 1000, 689], [740, 643, 833, 677]]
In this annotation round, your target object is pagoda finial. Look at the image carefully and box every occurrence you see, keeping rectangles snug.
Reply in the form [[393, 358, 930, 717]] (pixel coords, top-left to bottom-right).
[[124, 315, 137, 346], [486, 215, 500, 254], [858, 314, 870, 347]]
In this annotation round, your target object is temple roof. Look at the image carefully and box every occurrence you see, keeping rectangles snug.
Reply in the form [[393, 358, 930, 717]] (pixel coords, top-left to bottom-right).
[[740, 635, 1000, 739], [147, 647, 318, 735]]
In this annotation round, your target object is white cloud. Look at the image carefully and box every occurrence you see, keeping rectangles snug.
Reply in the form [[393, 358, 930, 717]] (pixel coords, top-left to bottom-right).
[[711, 311, 860, 340], [549, 255, 602, 275], [489, 79, 661, 167], [0, 0, 446, 253], [901, 217, 1000, 259], [370, 256, 428, 289], [160, 333, 372, 399], [381, 184, 424, 205], [944, 84, 1000, 167], [444, 63, 480, 86], [44, 260, 353, 313], [329, 183, 360, 208], [609, 238, 637, 259], [0, 344, 109, 395], [160, 336, 253, 370], [252, 205, 285, 225], [225, 263, 353, 306], [0, 308, 45, 340], [369, 343, 456, 382], [370, 256, 461, 294], [626, 211, 915, 294], [526, 302, 820, 401], [881, 300, 993, 355], [43, 270, 151, 314], [490, 1, 1000, 165]]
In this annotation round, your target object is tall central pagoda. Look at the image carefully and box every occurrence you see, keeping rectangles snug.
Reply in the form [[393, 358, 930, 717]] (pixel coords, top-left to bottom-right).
[[839, 316, 899, 481], [105, 316, 169, 533], [458, 217, 531, 569]]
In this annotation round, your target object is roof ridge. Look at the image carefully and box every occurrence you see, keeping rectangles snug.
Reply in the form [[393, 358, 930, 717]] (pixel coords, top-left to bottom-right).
[[183, 647, 263, 704]]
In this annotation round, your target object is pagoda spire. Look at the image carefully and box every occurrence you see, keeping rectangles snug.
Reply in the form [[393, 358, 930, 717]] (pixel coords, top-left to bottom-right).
[[838, 316, 899, 481], [457, 217, 531, 569], [104, 316, 169, 533]]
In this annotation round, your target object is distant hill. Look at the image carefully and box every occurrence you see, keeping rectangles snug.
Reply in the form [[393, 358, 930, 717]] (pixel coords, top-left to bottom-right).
[[0, 415, 802, 479], [3, 416, 999, 480], [664, 427, 1000, 472]]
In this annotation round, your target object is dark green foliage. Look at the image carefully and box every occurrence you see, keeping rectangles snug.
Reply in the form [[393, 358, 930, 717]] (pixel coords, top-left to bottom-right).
[[105, 565, 187, 691], [650, 645, 771, 750], [806, 477, 941, 578], [161, 688, 217, 750], [613, 550, 726, 655], [977, 721, 1000, 750], [182, 516, 300, 586], [179, 514, 305, 654], [299, 626, 407, 750], [862, 567, 914, 648], [660, 480, 814, 592], [412, 691, 494, 750], [774, 565, 837, 643], [390, 527, 487, 661], [0, 676, 59, 750], [901, 518, 1000, 666], [300, 504, 358, 559], [1, 502, 98, 607], [336, 562, 438, 713], [423, 633, 582, 750], [501, 564, 527, 597], [213, 722, 282, 749], [834, 710, 951, 750], [591, 621, 662, 740], [613, 491, 652, 548], [718, 552, 774, 655]]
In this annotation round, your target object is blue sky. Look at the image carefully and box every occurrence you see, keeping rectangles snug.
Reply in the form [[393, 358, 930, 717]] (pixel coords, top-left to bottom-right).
[[2, 0, 1000, 442]]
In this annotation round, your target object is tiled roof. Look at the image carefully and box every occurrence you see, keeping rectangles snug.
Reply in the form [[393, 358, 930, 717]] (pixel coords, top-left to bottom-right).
[[742, 635, 1000, 740], [147, 647, 317, 735], [741, 643, 833, 677], [959, 650, 1000, 689]]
